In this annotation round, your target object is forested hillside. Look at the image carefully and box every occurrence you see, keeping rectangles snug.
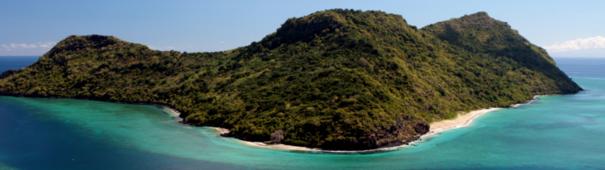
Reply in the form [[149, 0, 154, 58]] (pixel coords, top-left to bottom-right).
[[0, 9, 581, 150]]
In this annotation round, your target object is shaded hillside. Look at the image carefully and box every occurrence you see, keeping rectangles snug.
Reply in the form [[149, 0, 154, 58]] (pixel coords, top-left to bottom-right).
[[0, 9, 581, 150]]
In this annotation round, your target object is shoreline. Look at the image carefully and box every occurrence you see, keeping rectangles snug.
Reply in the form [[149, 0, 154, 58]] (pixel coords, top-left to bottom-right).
[[209, 107, 504, 153], [161, 106, 183, 122], [211, 126, 418, 153], [425, 108, 500, 138], [163, 97, 539, 153]]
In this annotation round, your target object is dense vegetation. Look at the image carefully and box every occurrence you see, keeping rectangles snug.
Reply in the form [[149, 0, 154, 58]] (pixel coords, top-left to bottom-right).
[[0, 9, 581, 150]]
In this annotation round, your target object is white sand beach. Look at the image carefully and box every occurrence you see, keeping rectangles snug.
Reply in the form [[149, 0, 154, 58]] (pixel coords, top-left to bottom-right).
[[209, 107, 502, 153], [426, 108, 500, 137], [162, 106, 183, 122]]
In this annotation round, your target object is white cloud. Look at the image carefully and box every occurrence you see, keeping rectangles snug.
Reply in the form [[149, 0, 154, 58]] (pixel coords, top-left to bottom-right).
[[0, 42, 55, 55], [545, 36, 605, 53], [0, 42, 55, 50]]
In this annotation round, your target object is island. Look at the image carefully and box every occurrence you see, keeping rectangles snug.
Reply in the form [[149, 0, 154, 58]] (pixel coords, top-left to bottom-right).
[[0, 9, 581, 151]]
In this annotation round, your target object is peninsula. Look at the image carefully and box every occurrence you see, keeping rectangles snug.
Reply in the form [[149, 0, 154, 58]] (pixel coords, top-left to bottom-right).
[[0, 9, 581, 150]]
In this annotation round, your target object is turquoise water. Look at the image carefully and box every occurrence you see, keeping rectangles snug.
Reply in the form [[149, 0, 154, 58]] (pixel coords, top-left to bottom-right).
[[1, 57, 605, 169]]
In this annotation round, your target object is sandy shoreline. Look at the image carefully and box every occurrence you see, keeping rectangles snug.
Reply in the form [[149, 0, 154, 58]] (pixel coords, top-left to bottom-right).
[[209, 107, 503, 153], [426, 108, 500, 137], [161, 106, 183, 122], [162, 97, 538, 153]]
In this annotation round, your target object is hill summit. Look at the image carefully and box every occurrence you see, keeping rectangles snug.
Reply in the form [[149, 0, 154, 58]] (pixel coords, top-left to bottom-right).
[[0, 9, 581, 150]]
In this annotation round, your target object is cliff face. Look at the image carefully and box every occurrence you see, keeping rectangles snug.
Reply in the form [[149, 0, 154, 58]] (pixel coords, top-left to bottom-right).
[[0, 9, 581, 150]]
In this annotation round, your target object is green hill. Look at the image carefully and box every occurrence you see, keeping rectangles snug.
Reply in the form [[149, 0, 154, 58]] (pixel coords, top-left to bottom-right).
[[0, 9, 581, 150]]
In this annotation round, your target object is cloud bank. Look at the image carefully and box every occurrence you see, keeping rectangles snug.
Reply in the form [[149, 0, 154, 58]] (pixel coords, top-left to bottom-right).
[[0, 42, 55, 56], [545, 36, 605, 53]]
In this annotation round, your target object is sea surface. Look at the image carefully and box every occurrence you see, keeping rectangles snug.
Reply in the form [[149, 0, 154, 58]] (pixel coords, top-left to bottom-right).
[[1, 56, 604, 170]]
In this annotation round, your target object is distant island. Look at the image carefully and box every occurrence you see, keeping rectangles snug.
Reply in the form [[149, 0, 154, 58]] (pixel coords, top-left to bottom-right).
[[0, 9, 581, 151]]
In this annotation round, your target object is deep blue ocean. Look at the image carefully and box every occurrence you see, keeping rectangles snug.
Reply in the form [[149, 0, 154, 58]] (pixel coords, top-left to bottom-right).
[[1, 56, 604, 170]]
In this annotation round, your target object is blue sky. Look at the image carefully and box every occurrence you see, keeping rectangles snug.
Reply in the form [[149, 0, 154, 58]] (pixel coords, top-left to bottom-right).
[[1, 0, 604, 57]]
